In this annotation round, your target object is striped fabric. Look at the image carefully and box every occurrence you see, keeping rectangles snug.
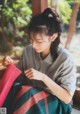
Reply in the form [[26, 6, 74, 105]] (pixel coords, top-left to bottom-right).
[[13, 85, 72, 114]]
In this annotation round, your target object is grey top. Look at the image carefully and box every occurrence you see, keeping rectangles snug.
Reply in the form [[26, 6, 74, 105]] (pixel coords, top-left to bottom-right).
[[17, 44, 76, 96]]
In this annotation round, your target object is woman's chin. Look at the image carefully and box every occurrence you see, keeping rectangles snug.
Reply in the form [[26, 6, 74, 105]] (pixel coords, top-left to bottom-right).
[[35, 49, 41, 53]]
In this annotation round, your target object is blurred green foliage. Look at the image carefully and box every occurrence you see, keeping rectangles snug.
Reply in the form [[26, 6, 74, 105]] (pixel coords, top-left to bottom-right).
[[58, 0, 72, 24], [0, 0, 32, 38], [48, 0, 73, 24], [1, 0, 32, 27]]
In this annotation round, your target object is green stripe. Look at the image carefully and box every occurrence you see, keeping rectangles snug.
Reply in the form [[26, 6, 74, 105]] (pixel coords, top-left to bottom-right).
[[47, 95, 72, 114], [47, 95, 59, 114], [14, 87, 42, 111]]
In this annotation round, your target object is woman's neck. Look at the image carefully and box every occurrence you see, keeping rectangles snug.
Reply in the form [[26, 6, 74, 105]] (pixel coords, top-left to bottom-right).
[[40, 49, 50, 59]]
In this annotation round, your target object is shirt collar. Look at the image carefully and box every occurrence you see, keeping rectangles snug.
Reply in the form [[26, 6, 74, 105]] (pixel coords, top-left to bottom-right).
[[36, 52, 53, 64]]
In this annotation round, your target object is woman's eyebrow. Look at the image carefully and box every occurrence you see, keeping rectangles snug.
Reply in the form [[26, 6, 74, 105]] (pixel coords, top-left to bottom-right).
[[33, 37, 43, 41], [30, 38, 42, 40], [36, 39, 43, 41]]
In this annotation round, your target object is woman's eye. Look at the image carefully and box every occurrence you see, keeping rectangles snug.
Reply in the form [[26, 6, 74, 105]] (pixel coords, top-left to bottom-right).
[[29, 39, 43, 44], [38, 42, 42, 43]]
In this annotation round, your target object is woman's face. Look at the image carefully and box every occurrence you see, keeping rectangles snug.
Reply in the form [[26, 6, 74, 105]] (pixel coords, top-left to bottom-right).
[[29, 33, 52, 54]]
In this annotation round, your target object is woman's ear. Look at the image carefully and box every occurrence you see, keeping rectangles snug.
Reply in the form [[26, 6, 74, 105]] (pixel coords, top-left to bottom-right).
[[50, 33, 58, 42]]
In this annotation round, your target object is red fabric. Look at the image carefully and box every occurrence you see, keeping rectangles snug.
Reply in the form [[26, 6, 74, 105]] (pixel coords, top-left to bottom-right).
[[0, 64, 22, 107]]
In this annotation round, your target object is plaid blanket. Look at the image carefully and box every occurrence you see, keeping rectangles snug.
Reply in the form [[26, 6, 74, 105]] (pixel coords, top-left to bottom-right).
[[1, 67, 72, 114], [11, 85, 72, 114]]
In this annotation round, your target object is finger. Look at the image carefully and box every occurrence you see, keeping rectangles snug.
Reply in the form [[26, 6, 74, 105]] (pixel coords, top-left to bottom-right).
[[24, 68, 33, 74], [4, 57, 10, 63], [5, 56, 10, 60], [5, 60, 12, 64], [25, 74, 33, 79], [29, 76, 34, 80], [24, 70, 31, 74], [3, 61, 10, 66], [25, 71, 32, 77], [6, 56, 13, 62], [28, 76, 33, 79], [2, 57, 10, 66]]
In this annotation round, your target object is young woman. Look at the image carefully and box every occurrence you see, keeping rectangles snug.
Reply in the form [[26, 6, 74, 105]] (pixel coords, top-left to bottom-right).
[[4, 8, 76, 114]]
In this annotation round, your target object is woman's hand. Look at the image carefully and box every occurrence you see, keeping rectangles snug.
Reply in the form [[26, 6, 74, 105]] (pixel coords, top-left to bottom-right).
[[2, 56, 14, 66], [24, 68, 46, 81]]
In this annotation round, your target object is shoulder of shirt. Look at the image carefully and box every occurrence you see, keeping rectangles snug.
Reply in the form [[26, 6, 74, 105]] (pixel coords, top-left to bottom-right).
[[23, 44, 33, 52], [58, 45, 74, 63]]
